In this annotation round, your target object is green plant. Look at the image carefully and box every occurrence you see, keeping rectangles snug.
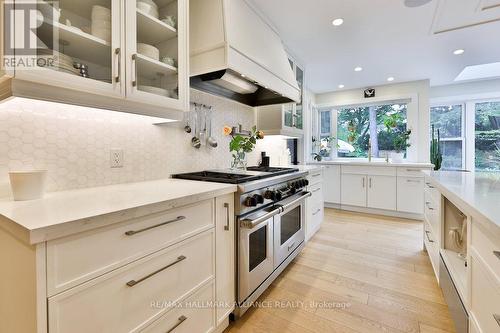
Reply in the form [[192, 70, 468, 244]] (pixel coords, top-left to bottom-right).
[[225, 125, 264, 154], [430, 124, 443, 171], [393, 129, 411, 153], [383, 113, 402, 129]]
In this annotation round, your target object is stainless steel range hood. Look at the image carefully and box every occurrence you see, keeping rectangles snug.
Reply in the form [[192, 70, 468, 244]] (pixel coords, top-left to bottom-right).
[[189, 0, 301, 107]]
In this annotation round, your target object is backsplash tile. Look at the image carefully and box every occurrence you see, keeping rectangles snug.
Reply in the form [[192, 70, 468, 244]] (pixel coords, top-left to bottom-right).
[[0, 90, 255, 197]]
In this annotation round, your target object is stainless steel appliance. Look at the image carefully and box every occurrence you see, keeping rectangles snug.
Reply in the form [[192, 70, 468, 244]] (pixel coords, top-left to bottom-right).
[[439, 254, 469, 333], [172, 167, 310, 317]]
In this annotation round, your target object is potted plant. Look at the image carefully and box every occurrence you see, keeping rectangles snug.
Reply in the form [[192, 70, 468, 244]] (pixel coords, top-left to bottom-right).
[[391, 129, 411, 163], [347, 119, 356, 132], [430, 124, 442, 170], [311, 136, 339, 161], [223, 125, 264, 170]]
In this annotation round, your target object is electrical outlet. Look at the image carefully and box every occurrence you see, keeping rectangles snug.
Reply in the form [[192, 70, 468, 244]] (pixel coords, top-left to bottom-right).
[[110, 149, 124, 168]]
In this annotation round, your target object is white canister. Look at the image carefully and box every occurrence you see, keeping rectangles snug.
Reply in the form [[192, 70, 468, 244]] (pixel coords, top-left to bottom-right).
[[9, 170, 48, 201]]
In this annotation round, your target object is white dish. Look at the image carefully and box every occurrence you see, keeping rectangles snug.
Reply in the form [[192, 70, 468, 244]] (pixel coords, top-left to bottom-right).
[[91, 19, 112, 30], [9, 170, 48, 201], [138, 85, 169, 97], [137, 43, 160, 61], [137, 2, 159, 18], [38, 2, 61, 23], [91, 5, 111, 21], [91, 26, 111, 42], [139, 0, 158, 9]]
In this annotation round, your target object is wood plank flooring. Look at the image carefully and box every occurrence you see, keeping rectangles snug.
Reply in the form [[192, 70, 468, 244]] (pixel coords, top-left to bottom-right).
[[226, 209, 456, 333]]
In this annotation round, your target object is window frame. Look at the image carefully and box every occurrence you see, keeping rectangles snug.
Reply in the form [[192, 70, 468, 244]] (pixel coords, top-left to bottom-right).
[[429, 102, 466, 170]]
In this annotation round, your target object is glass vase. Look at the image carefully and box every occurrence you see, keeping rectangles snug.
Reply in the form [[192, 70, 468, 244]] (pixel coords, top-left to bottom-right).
[[231, 151, 247, 171]]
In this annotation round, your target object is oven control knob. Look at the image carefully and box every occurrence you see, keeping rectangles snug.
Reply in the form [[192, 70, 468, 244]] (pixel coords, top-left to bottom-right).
[[264, 190, 276, 200], [253, 194, 264, 204], [243, 196, 258, 207], [304, 179, 309, 186], [275, 191, 283, 201], [289, 187, 297, 194]]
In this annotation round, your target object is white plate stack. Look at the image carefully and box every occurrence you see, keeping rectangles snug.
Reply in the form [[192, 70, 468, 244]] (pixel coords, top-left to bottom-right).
[[137, 0, 159, 19], [37, 49, 80, 76], [91, 5, 111, 42]]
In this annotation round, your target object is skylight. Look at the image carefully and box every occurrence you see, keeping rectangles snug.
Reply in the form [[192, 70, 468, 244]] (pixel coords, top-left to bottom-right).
[[455, 62, 500, 81]]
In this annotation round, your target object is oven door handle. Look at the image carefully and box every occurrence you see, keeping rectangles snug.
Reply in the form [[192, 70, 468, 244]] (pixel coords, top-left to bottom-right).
[[240, 208, 281, 229], [280, 191, 311, 212]]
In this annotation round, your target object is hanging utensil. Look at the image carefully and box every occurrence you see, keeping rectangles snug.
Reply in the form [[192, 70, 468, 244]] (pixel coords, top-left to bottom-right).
[[207, 106, 218, 148], [199, 105, 207, 145], [184, 109, 192, 133], [191, 104, 201, 149]]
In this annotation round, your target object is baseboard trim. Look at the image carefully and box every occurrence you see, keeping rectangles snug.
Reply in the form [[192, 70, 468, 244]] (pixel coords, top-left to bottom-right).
[[325, 203, 423, 221]]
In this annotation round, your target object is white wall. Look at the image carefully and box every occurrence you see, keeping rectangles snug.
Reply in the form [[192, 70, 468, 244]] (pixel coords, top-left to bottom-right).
[[314, 80, 430, 162], [430, 79, 500, 102], [0, 90, 255, 197]]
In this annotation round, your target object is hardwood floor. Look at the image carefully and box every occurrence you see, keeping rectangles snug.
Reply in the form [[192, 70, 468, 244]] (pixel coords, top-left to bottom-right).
[[226, 209, 456, 333]]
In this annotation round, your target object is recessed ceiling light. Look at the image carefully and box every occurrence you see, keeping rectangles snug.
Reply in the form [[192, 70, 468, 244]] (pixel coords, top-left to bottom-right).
[[453, 49, 465, 55], [354, 66, 363, 72], [387, 77, 395, 82], [241, 74, 246, 78], [338, 84, 345, 89], [404, 0, 432, 8], [332, 18, 344, 26]]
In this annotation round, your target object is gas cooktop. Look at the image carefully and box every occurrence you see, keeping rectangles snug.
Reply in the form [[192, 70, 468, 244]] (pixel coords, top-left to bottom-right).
[[171, 167, 299, 184]]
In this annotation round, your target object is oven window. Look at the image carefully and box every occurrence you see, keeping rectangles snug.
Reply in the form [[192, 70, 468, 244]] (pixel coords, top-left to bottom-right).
[[281, 206, 301, 245], [249, 226, 267, 272]]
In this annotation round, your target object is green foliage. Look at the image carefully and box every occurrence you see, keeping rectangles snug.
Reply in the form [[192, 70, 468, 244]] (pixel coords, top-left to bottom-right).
[[430, 124, 442, 171], [228, 126, 263, 154], [393, 129, 412, 152]]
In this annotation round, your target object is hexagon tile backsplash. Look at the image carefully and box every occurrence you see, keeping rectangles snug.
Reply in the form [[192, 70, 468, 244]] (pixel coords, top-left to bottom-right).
[[0, 90, 258, 197]]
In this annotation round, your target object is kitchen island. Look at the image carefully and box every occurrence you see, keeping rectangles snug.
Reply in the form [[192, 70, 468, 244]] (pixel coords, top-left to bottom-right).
[[0, 178, 237, 333], [422, 170, 500, 333]]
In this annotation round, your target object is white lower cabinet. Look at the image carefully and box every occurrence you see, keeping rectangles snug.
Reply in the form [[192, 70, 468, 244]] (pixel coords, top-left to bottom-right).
[[323, 165, 341, 204], [48, 231, 214, 333], [306, 170, 325, 241], [398, 177, 424, 214], [341, 174, 367, 207], [367, 175, 396, 211], [215, 194, 235, 326]]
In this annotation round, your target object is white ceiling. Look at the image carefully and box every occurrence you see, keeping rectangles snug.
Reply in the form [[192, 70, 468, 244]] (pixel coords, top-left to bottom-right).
[[250, 0, 500, 93]]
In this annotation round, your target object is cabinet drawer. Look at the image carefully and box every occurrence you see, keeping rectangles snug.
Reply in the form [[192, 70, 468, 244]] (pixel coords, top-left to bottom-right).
[[47, 199, 214, 296], [397, 167, 425, 178], [307, 169, 323, 185], [309, 183, 323, 209], [342, 165, 396, 176], [470, 255, 500, 333], [424, 220, 439, 277], [397, 177, 424, 214], [471, 222, 500, 282], [424, 190, 440, 236], [424, 178, 441, 203], [143, 281, 215, 333], [48, 231, 214, 333]]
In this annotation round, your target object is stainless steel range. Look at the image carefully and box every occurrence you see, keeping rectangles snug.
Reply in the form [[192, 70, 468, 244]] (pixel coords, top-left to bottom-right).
[[172, 166, 310, 317]]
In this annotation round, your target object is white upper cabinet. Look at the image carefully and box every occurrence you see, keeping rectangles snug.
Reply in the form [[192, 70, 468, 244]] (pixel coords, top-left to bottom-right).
[[1, 0, 188, 119]]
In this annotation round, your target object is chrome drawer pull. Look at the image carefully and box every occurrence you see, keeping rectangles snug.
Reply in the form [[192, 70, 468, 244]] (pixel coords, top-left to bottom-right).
[[425, 202, 434, 210], [125, 216, 186, 236], [312, 173, 321, 177], [406, 169, 420, 172], [312, 188, 321, 193], [494, 314, 500, 327], [224, 203, 230, 231], [494, 251, 500, 260], [167, 315, 187, 333], [425, 230, 434, 243], [425, 182, 435, 188], [312, 208, 321, 216], [287, 242, 296, 251], [406, 179, 421, 183], [126, 255, 186, 287]]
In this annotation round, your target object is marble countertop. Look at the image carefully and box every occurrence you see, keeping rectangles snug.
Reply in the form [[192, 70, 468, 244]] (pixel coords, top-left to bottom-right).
[[423, 170, 500, 234], [309, 160, 433, 168], [0, 178, 237, 244]]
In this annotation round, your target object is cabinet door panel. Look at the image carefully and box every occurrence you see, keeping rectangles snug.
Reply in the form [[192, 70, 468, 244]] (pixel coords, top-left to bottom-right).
[[324, 165, 341, 204], [367, 175, 396, 211], [397, 177, 424, 214], [215, 194, 235, 325], [341, 174, 366, 207]]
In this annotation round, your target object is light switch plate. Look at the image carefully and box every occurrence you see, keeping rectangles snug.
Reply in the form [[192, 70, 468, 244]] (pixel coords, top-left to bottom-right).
[[110, 149, 124, 168]]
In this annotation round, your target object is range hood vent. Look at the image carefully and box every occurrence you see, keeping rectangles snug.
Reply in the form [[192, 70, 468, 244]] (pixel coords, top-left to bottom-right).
[[189, 0, 301, 107]]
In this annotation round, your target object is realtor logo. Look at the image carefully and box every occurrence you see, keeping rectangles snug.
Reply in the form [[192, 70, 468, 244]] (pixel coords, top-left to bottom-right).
[[2, 0, 59, 70]]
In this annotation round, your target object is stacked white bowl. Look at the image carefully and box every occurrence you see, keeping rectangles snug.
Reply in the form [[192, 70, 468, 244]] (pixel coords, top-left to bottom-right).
[[137, 0, 159, 19], [91, 5, 111, 42]]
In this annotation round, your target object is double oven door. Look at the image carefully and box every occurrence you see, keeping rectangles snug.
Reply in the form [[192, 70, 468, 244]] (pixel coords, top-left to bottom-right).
[[238, 192, 308, 304]]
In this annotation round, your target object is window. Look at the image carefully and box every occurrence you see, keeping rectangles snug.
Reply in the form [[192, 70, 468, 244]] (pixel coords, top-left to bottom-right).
[[430, 100, 500, 172], [336, 103, 408, 158], [430, 105, 464, 170], [475, 101, 500, 171]]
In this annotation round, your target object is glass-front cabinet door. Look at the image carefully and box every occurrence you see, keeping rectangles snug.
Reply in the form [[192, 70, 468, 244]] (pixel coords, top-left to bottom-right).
[[295, 65, 304, 130], [18, 0, 123, 96], [126, 0, 188, 110]]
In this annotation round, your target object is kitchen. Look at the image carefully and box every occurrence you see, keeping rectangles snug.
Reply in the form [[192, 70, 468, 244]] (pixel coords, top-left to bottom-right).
[[0, 0, 499, 332]]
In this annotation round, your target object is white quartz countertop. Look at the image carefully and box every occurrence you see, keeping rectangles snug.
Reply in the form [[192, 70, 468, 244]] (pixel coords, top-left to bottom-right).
[[309, 160, 433, 168], [423, 170, 500, 233], [0, 178, 236, 244], [296, 165, 324, 172]]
